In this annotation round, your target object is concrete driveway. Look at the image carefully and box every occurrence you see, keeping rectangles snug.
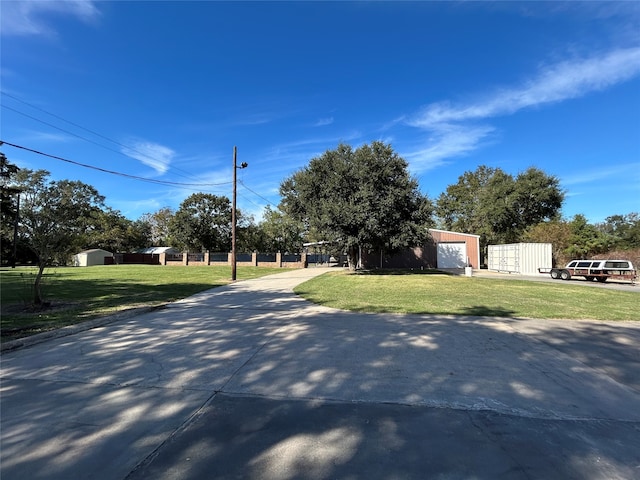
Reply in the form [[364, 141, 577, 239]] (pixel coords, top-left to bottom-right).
[[472, 269, 638, 292], [1, 268, 639, 479]]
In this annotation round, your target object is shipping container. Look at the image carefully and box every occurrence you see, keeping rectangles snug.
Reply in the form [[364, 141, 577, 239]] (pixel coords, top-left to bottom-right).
[[487, 243, 552, 275]]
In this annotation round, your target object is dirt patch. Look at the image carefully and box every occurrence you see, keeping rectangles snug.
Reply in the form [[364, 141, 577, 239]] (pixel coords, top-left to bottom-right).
[[1, 301, 80, 316], [1, 301, 81, 339]]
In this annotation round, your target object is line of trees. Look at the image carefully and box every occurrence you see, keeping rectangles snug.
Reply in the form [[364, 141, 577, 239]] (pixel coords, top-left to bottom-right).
[[435, 164, 638, 265], [523, 213, 640, 266], [2, 144, 639, 302]]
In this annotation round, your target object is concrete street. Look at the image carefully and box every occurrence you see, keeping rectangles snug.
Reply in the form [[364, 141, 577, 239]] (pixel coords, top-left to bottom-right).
[[1, 267, 639, 479]]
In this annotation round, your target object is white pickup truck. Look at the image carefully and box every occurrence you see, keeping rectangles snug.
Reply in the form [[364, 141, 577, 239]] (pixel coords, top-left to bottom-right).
[[540, 259, 637, 283]]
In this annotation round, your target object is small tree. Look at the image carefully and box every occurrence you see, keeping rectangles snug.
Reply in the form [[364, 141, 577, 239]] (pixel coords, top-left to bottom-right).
[[16, 169, 105, 304]]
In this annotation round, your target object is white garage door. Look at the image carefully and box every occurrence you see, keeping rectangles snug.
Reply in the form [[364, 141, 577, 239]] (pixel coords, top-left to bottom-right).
[[437, 242, 467, 268]]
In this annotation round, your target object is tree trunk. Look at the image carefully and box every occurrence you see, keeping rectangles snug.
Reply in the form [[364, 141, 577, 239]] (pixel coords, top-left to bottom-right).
[[33, 261, 46, 305], [347, 245, 359, 271]]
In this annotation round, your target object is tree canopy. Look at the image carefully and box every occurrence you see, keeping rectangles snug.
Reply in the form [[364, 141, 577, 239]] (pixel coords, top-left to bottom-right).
[[436, 165, 564, 248], [139, 207, 175, 246], [524, 212, 639, 266], [258, 205, 305, 253], [88, 208, 150, 254], [597, 213, 640, 249], [1, 152, 21, 266], [280, 141, 433, 268], [169, 193, 233, 252], [15, 169, 106, 303]]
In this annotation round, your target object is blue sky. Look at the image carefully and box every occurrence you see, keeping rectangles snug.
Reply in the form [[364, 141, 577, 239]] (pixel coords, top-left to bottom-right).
[[1, 1, 639, 225]]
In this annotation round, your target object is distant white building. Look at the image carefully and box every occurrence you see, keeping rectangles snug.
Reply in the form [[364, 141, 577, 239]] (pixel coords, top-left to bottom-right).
[[137, 246, 180, 255], [73, 249, 113, 267]]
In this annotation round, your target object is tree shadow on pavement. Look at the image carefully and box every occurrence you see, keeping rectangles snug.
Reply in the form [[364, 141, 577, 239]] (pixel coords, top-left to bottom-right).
[[125, 393, 640, 480], [514, 321, 640, 392], [461, 305, 517, 317]]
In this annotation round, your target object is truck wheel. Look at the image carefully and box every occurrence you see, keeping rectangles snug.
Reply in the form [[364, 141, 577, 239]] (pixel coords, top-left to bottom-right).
[[585, 276, 594, 282], [550, 269, 560, 279], [596, 276, 607, 283], [560, 270, 572, 280]]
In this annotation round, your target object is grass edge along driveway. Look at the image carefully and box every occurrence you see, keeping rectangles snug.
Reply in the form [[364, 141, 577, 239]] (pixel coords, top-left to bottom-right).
[[293, 270, 639, 321], [0, 265, 287, 342]]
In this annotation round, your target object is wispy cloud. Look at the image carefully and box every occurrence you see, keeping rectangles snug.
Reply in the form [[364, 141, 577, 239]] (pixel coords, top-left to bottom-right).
[[405, 46, 640, 169], [121, 141, 175, 175], [114, 196, 164, 219], [404, 124, 497, 174], [313, 117, 334, 127], [260, 130, 363, 172], [411, 47, 640, 127], [561, 162, 640, 186], [1, 0, 101, 37], [14, 129, 74, 144], [233, 113, 275, 126]]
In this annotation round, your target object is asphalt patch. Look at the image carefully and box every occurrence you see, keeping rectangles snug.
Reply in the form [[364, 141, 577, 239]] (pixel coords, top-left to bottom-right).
[[127, 393, 640, 480]]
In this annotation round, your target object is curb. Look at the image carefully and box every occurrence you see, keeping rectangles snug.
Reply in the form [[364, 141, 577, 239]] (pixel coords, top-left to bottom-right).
[[1, 305, 164, 354]]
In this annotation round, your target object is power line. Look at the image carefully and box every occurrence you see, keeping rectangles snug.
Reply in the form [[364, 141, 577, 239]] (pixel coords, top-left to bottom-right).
[[0, 91, 203, 183], [237, 191, 265, 210], [2, 92, 278, 206], [2, 104, 131, 158], [2, 91, 131, 150], [238, 179, 274, 206], [0, 140, 232, 188]]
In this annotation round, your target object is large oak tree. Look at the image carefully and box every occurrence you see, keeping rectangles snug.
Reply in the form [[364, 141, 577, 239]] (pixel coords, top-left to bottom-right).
[[280, 142, 433, 269]]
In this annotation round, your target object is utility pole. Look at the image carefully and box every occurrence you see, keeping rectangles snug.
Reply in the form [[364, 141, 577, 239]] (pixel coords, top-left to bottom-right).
[[231, 146, 247, 281], [11, 192, 20, 268]]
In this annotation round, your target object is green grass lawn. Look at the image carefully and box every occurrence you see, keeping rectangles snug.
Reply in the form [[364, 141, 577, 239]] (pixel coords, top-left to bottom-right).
[[293, 270, 639, 321], [3, 266, 638, 343], [0, 265, 287, 341]]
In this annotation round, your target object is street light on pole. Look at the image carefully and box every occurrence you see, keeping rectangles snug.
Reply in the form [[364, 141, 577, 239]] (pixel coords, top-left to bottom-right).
[[231, 146, 248, 281]]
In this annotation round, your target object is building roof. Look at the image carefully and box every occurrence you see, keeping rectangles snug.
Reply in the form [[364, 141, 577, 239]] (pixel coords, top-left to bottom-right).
[[428, 228, 481, 239], [302, 241, 335, 247], [76, 249, 113, 255], [138, 246, 180, 254]]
